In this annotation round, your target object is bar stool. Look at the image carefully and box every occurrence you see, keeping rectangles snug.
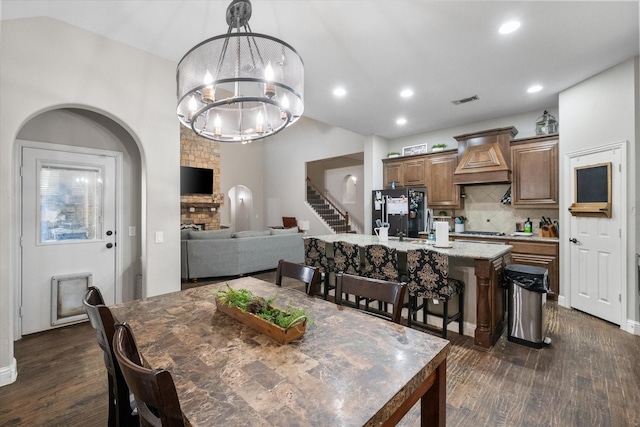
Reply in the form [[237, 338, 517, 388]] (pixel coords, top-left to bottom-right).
[[363, 244, 399, 312], [303, 237, 333, 298], [332, 241, 361, 303], [405, 248, 464, 338]]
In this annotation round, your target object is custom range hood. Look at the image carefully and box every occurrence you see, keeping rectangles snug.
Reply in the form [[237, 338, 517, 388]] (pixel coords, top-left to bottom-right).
[[453, 126, 518, 185]]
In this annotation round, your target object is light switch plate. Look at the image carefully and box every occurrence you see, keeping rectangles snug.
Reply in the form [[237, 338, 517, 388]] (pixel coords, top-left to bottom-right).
[[128, 226, 136, 236], [155, 231, 163, 243]]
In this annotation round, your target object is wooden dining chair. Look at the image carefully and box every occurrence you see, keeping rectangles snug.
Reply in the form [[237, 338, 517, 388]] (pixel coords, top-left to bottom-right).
[[112, 322, 189, 427], [83, 286, 138, 427], [275, 259, 322, 296], [335, 273, 407, 324], [405, 248, 464, 338]]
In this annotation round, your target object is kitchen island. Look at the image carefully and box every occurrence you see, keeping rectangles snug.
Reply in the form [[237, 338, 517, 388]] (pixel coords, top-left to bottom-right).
[[313, 234, 512, 349]]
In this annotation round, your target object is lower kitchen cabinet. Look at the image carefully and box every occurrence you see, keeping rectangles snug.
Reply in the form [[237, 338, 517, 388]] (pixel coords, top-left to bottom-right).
[[508, 240, 559, 299]]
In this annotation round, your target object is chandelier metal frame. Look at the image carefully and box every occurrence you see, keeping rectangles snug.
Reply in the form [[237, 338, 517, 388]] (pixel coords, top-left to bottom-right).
[[176, 0, 304, 143]]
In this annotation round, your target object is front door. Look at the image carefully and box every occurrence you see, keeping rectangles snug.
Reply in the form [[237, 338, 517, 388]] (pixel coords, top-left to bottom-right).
[[568, 146, 623, 324], [21, 146, 117, 335]]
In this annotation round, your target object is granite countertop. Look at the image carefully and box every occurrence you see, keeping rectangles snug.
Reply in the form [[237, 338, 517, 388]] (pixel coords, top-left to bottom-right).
[[313, 233, 512, 260], [448, 232, 559, 243], [110, 277, 450, 426]]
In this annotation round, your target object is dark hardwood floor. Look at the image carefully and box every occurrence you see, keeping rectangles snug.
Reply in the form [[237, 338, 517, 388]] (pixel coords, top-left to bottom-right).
[[1, 271, 639, 426]]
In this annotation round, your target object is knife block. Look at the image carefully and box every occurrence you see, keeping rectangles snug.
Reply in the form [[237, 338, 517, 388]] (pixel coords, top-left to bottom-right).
[[538, 225, 557, 238]]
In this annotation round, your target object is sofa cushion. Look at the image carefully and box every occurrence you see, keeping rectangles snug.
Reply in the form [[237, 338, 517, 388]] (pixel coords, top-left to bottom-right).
[[270, 227, 299, 235], [233, 230, 271, 238], [181, 229, 192, 240], [189, 228, 234, 240]]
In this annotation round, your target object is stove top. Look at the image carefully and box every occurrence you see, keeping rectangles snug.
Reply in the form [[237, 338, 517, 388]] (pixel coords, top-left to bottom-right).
[[458, 231, 506, 236]]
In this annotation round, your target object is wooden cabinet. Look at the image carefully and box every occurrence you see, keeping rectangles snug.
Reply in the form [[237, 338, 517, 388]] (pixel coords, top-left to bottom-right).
[[508, 240, 559, 299], [449, 236, 559, 299], [403, 158, 425, 186], [425, 153, 463, 209], [383, 160, 404, 188], [511, 134, 559, 206]]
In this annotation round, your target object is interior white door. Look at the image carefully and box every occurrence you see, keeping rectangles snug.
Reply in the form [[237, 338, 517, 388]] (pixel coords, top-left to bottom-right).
[[21, 147, 117, 335], [569, 148, 622, 324]]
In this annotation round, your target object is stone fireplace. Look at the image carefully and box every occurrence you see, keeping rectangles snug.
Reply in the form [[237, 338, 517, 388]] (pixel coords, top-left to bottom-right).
[[180, 127, 222, 230]]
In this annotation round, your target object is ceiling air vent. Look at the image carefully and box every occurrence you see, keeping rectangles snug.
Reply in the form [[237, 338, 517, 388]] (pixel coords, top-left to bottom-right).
[[451, 95, 480, 105]]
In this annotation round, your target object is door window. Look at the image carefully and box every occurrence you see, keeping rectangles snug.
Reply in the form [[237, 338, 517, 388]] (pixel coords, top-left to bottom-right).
[[38, 163, 103, 244]]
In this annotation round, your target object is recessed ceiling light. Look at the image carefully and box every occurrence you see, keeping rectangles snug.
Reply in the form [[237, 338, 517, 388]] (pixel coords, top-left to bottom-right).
[[396, 118, 407, 125], [499, 20, 521, 34], [400, 89, 414, 98], [333, 87, 346, 97], [527, 85, 543, 93]]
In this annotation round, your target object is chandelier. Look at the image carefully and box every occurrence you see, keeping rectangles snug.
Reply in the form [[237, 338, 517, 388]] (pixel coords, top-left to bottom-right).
[[176, 0, 304, 143]]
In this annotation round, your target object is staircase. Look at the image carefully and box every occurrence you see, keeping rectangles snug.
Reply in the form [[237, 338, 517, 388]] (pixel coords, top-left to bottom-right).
[[306, 183, 353, 233]]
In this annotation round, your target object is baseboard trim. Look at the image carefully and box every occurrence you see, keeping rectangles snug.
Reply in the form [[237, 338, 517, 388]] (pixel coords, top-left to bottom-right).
[[0, 357, 17, 387], [626, 320, 640, 336], [557, 295, 568, 308]]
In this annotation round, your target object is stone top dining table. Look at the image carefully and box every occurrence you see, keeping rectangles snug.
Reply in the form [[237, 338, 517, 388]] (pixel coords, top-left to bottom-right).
[[110, 276, 450, 427], [312, 234, 513, 350]]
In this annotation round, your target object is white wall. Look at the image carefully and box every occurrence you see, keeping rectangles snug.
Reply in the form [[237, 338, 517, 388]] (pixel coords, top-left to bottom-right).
[[263, 116, 366, 235], [558, 58, 639, 328], [0, 17, 180, 385]]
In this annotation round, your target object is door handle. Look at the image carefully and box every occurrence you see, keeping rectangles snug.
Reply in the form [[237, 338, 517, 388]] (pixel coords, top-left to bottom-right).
[[569, 238, 579, 244], [106, 243, 114, 249]]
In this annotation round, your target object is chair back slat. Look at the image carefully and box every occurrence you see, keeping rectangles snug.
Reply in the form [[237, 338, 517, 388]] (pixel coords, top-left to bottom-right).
[[83, 286, 138, 426], [276, 259, 322, 295], [335, 273, 406, 324], [113, 323, 186, 427]]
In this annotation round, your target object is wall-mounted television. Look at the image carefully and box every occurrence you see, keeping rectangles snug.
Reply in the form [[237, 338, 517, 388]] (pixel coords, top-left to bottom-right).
[[180, 166, 213, 195]]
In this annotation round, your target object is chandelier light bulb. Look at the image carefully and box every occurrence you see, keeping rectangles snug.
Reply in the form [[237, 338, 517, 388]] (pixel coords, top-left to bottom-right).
[[264, 61, 276, 98], [187, 96, 197, 121], [256, 111, 265, 134], [202, 70, 215, 103], [213, 114, 222, 137], [280, 94, 290, 119]]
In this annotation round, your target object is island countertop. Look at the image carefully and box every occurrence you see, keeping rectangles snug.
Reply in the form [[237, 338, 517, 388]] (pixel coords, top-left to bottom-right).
[[313, 233, 512, 260]]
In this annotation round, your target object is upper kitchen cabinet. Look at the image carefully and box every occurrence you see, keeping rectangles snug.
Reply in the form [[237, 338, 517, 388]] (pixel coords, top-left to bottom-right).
[[511, 134, 559, 206], [425, 152, 463, 209], [383, 159, 404, 188], [403, 158, 426, 187]]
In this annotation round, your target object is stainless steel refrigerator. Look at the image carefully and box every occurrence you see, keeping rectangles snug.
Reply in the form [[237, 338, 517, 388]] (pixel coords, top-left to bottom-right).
[[372, 188, 427, 238]]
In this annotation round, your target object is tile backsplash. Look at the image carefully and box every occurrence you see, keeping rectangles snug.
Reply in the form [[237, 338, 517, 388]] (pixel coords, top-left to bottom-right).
[[450, 184, 559, 234]]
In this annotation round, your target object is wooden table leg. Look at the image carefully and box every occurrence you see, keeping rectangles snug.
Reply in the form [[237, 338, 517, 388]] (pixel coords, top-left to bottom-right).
[[422, 359, 446, 427]]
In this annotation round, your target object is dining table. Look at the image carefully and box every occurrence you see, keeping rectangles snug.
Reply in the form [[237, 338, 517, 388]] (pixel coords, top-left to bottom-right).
[[311, 234, 513, 350], [110, 276, 450, 426]]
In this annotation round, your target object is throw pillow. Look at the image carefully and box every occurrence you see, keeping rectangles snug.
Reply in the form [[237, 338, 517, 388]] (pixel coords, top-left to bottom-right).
[[270, 227, 299, 235], [189, 228, 234, 240], [233, 230, 271, 238]]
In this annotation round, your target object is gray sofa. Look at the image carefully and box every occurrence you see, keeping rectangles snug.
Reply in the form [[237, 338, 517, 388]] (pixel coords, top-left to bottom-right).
[[181, 227, 304, 280]]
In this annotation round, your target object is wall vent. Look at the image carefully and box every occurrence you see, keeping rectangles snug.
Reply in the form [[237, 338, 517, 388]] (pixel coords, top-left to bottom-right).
[[451, 95, 480, 105]]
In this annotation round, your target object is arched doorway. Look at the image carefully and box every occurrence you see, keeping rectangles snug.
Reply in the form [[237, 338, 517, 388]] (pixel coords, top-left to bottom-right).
[[15, 108, 142, 335], [229, 185, 253, 231]]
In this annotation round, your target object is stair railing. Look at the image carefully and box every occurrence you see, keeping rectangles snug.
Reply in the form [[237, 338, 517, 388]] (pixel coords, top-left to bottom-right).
[[306, 177, 350, 231]]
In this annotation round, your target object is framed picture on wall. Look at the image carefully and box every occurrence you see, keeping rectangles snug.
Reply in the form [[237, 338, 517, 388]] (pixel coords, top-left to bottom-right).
[[402, 143, 428, 156]]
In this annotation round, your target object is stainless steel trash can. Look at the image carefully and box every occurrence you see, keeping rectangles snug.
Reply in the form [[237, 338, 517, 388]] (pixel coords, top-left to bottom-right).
[[504, 264, 551, 349]]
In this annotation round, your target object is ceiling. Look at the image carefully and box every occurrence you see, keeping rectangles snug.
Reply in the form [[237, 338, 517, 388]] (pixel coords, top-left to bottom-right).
[[2, 1, 638, 140]]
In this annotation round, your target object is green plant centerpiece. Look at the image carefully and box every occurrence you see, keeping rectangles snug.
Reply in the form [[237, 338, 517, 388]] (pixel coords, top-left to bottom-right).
[[214, 285, 308, 344], [431, 143, 447, 152]]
